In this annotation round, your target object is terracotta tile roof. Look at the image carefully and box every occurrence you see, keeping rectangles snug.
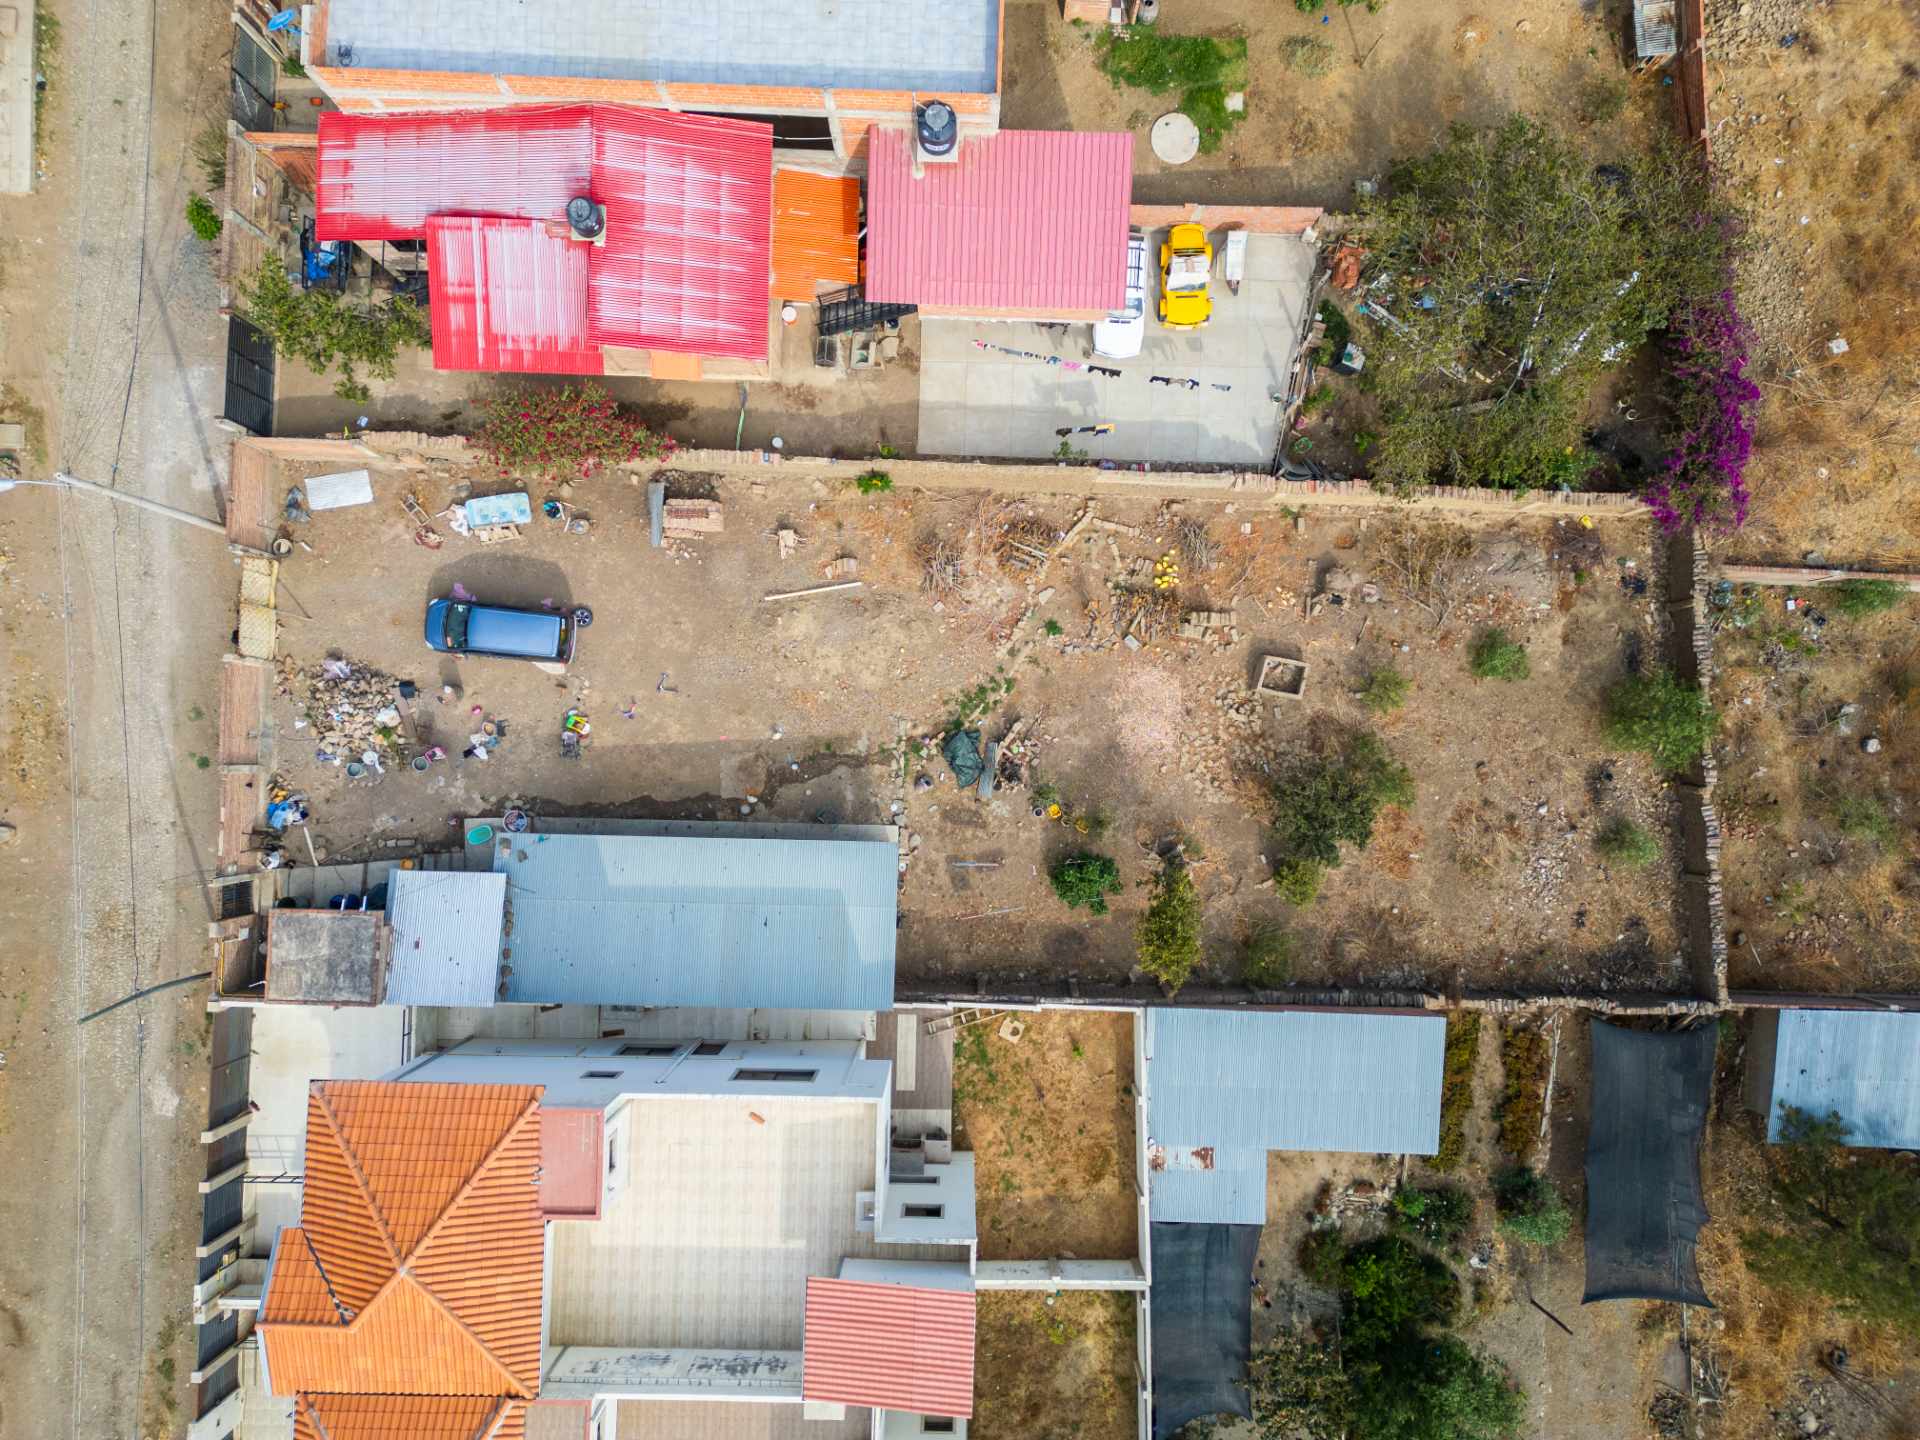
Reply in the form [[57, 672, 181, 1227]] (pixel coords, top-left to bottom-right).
[[293, 1394, 526, 1440], [802, 1278, 976, 1417], [770, 170, 861, 300], [260, 1082, 546, 1397]]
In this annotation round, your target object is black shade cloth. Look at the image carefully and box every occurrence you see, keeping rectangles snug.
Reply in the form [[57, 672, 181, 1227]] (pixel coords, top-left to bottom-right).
[[1150, 1221, 1261, 1440], [1583, 1020, 1717, 1305]]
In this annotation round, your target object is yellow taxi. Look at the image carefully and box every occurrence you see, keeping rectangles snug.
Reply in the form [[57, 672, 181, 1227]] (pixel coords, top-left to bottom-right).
[[1157, 223, 1213, 330]]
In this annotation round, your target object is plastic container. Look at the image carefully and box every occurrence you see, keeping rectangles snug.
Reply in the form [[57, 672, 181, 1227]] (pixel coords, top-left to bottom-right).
[[466, 824, 495, 845]]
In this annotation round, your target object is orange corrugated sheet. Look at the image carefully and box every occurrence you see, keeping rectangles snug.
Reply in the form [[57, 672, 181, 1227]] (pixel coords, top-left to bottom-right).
[[770, 170, 861, 301], [648, 349, 704, 381], [802, 1278, 976, 1417], [258, 1082, 545, 1398], [293, 1394, 526, 1440]]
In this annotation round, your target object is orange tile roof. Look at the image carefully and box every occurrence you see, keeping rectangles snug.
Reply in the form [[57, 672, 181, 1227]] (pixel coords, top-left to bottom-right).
[[770, 170, 861, 301], [293, 1394, 526, 1440], [260, 1082, 546, 1398], [802, 1277, 976, 1417]]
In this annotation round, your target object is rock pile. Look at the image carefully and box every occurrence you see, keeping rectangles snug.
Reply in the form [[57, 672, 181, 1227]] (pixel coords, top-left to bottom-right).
[[1173, 688, 1283, 799], [278, 656, 407, 760]]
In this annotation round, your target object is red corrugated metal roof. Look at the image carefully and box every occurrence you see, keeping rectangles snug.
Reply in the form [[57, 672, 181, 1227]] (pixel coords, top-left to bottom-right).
[[316, 105, 772, 364], [865, 129, 1134, 313], [427, 218, 603, 376], [802, 1278, 976, 1417]]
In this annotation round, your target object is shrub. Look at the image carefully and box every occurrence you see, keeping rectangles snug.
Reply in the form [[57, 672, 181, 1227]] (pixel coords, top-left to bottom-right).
[[1137, 864, 1201, 994], [475, 383, 673, 478], [1272, 856, 1324, 906], [1468, 630, 1529, 681], [185, 193, 222, 242], [1290, 34, 1336, 78], [1492, 1166, 1571, 1247], [1345, 1336, 1525, 1440], [1242, 923, 1296, 988], [1298, 1228, 1346, 1288], [1594, 817, 1660, 869], [1359, 664, 1410, 714], [1339, 1235, 1459, 1353], [191, 123, 226, 189], [1391, 1184, 1473, 1248], [1496, 1026, 1549, 1162], [1050, 852, 1122, 916], [1826, 579, 1907, 618], [280, 51, 307, 77], [240, 258, 431, 402], [1604, 669, 1717, 772], [1313, 299, 1351, 367], [1268, 731, 1413, 891], [1642, 287, 1758, 532], [1432, 1013, 1481, 1172], [855, 470, 894, 494]]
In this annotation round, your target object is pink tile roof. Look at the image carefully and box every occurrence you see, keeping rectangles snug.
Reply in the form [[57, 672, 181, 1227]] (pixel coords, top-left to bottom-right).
[[427, 218, 604, 376], [864, 129, 1134, 314], [316, 106, 773, 366], [802, 1278, 976, 1418]]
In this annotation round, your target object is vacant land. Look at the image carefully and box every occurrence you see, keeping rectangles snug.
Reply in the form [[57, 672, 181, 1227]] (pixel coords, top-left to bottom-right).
[[973, 1291, 1137, 1440], [953, 1010, 1138, 1261], [1709, 589, 1919, 992], [255, 450, 1687, 994], [1003, 0, 1657, 212]]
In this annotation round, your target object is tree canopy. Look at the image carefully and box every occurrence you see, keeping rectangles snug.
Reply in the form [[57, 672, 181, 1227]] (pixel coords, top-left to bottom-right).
[[1352, 116, 1735, 494]]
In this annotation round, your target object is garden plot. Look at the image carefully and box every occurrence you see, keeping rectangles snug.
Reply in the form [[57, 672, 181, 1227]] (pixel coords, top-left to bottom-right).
[[952, 1010, 1140, 1262], [1708, 583, 1919, 993], [973, 1291, 1137, 1440]]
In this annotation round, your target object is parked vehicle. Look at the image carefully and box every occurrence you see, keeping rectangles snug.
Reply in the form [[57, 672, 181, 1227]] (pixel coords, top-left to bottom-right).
[[424, 597, 577, 664], [1093, 228, 1149, 360], [1158, 223, 1213, 330]]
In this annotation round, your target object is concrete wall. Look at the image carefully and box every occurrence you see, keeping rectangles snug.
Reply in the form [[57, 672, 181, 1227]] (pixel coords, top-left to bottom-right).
[[1667, 530, 1730, 1003], [973, 1260, 1147, 1291], [387, 1036, 890, 1108], [873, 1155, 977, 1247], [839, 1258, 974, 1291], [881, 1409, 968, 1440]]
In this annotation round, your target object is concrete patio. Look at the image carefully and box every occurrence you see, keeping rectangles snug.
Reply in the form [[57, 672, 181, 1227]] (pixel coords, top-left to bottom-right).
[[916, 230, 1316, 467]]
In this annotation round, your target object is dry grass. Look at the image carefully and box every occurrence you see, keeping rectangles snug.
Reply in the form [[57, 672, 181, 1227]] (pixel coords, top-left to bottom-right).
[[973, 1291, 1137, 1440]]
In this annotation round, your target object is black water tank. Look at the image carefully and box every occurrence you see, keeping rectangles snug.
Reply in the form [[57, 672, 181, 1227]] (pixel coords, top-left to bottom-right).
[[566, 195, 605, 240], [915, 100, 957, 158]]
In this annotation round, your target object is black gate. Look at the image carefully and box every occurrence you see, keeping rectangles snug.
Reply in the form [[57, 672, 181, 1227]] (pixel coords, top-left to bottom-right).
[[230, 30, 277, 131], [224, 316, 275, 435], [816, 285, 916, 338]]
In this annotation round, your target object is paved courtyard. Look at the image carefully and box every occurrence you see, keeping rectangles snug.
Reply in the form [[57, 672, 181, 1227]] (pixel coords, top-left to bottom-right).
[[917, 230, 1315, 467]]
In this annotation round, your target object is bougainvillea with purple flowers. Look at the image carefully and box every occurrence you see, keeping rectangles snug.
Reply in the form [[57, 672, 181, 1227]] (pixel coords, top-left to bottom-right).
[[1641, 288, 1759, 532]]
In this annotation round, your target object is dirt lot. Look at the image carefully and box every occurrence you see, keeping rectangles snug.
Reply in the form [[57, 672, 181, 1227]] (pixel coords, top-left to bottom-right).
[[973, 1290, 1138, 1440], [1707, 591, 1919, 993], [1003, 0, 1659, 212], [261, 455, 1687, 994], [952, 1010, 1138, 1261], [1702, 0, 1920, 568]]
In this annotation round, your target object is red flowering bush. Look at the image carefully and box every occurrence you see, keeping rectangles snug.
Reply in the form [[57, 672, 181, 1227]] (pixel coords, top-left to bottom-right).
[[1641, 287, 1758, 533], [475, 384, 674, 479]]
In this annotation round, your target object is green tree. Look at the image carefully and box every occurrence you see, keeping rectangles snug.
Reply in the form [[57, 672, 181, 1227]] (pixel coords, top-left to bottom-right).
[[1345, 1336, 1526, 1440], [1339, 1235, 1459, 1353], [240, 258, 431, 401], [1741, 1108, 1920, 1329], [1354, 116, 1734, 494], [1050, 851, 1122, 916], [1137, 863, 1201, 994], [1604, 669, 1717, 772], [1391, 1184, 1473, 1248]]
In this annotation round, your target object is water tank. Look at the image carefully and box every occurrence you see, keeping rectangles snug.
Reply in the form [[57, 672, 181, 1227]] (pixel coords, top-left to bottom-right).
[[914, 100, 957, 160], [566, 195, 606, 242]]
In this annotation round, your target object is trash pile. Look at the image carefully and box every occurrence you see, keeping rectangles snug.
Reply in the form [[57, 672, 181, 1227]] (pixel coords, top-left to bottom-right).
[[277, 656, 409, 765]]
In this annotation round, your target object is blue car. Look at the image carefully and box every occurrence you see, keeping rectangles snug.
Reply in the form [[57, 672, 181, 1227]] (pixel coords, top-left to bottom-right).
[[424, 598, 577, 665]]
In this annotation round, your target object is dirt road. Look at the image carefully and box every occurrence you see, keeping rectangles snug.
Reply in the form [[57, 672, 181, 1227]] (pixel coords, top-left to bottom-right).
[[0, 0, 236, 1436]]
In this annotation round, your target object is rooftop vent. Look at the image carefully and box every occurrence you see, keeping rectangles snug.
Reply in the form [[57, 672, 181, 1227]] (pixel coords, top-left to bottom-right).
[[566, 195, 607, 246]]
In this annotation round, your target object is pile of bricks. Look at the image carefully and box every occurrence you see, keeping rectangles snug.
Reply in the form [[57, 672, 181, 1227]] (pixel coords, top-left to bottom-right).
[[662, 499, 724, 539], [1176, 609, 1239, 644]]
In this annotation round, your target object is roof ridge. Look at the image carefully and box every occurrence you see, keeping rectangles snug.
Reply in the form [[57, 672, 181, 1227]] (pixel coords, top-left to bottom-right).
[[472, 1400, 512, 1440], [393, 1275, 532, 1399], [402, 1089, 542, 1265], [314, 1084, 403, 1273], [300, 1227, 356, 1327]]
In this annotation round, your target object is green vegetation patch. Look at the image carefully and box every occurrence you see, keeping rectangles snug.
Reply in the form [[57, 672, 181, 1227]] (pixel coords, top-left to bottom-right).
[[1094, 30, 1248, 154], [1432, 1013, 1481, 1173], [1495, 1025, 1549, 1162]]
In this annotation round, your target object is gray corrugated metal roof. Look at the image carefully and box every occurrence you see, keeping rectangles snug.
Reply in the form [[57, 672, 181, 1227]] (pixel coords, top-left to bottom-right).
[[1145, 1008, 1448, 1224], [1768, 1010, 1920, 1149], [385, 870, 506, 1006], [492, 832, 897, 1010]]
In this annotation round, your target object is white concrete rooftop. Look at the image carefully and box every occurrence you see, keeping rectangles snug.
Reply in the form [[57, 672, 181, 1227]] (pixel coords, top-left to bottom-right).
[[323, 0, 1001, 94], [547, 1096, 964, 1350]]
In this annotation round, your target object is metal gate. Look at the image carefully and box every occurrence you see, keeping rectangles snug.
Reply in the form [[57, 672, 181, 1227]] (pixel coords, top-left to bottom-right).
[[230, 31, 277, 131], [223, 316, 275, 436]]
